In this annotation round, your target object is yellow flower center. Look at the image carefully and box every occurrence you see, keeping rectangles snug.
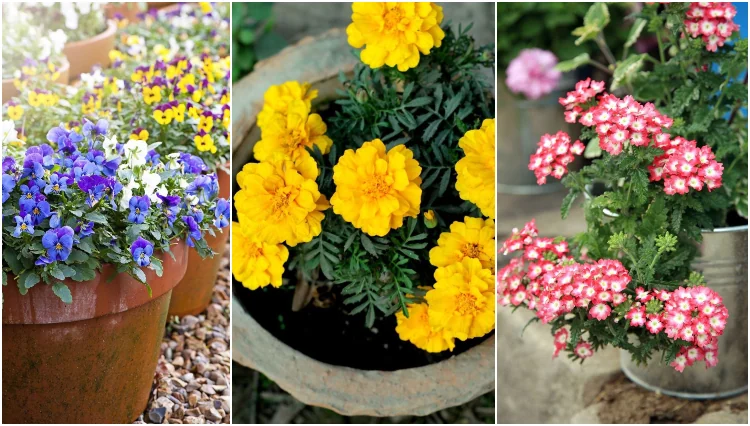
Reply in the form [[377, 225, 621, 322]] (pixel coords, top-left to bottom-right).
[[55, 243, 62, 250], [461, 243, 482, 259], [363, 175, 392, 199], [384, 8, 403, 31], [271, 187, 293, 216], [456, 292, 478, 316], [283, 129, 305, 150], [20, 224, 27, 230]]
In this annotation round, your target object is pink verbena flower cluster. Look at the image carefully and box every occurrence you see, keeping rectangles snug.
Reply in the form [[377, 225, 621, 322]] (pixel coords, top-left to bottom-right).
[[559, 78, 606, 124], [626, 285, 728, 371], [505, 48, 562, 100], [527, 131, 585, 185], [685, 2, 739, 52], [648, 136, 724, 194]]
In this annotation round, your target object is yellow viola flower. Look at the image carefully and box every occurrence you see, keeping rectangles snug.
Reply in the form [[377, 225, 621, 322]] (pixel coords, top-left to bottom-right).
[[425, 258, 495, 341], [232, 222, 289, 290], [28, 91, 42, 107], [455, 118, 495, 219], [173, 103, 186, 123], [130, 128, 149, 141], [429, 217, 495, 270], [187, 104, 201, 120], [7, 104, 23, 120], [42, 93, 59, 107], [199, 2, 212, 14], [109, 49, 125, 62], [220, 91, 230, 105], [234, 154, 328, 246], [257, 81, 318, 129], [346, 2, 445, 72], [198, 113, 213, 132], [222, 108, 230, 129], [331, 139, 422, 237], [194, 132, 217, 154], [143, 86, 162, 105], [253, 100, 332, 163], [396, 303, 455, 353], [177, 74, 196, 92], [153, 108, 174, 125], [131, 69, 145, 83]]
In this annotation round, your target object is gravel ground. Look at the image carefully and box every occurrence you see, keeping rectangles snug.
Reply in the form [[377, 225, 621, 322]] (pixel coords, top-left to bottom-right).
[[134, 248, 231, 424], [232, 364, 495, 424]]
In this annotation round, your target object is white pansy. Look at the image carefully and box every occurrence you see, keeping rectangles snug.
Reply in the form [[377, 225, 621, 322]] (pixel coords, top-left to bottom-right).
[[166, 153, 181, 171], [119, 179, 139, 211], [80, 69, 105, 90], [61, 3, 79, 30], [141, 170, 163, 202], [48, 30, 68, 52], [1, 120, 21, 146], [77, 2, 92, 14], [185, 194, 199, 206], [102, 136, 118, 157], [178, 178, 189, 189], [123, 139, 149, 167]]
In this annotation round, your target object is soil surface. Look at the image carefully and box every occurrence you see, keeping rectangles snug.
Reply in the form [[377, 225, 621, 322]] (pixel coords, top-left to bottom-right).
[[134, 247, 231, 424], [591, 373, 748, 424], [233, 364, 495, 423], [234, 282, 491, 371]]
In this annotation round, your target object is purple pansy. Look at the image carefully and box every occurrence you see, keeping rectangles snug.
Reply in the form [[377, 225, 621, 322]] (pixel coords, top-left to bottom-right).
[[182, 215, 202, 247], [41, 226, 74, 261], [128, 195, 150, 224], [44, 174, 69, 195], [213, 199, 230, 228], [130, 236, 154, 267], [13, 214, 34, 237]]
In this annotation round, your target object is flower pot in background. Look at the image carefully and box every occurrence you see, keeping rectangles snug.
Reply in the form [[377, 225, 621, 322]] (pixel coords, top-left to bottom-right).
[[104, 2, 143, 23], [1, 59, 70, 104], [167, 165, 230, 318], [63, 19, 117, 78], [496, 72, 580, 195], [2, 242, 189, 424], [621, 225, 748, 399]]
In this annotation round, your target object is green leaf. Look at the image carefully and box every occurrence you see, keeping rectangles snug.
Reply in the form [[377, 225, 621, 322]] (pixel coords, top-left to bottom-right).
[[22, 271, 40, 289], [624, 18, 647, 49], [132, 267, 147, 284], [58, 264, 77, 278], [52, 282, 72, 304], [360, 234, 378, 257], [583, 2, 610, 29], [555, 53, 590, 72], [3, 248, 23, 274], [71, 267, 96, 282], [584, 137, 602, 158], [49, 265, 66, 281], [612, 54, 646, 90], [561, 190, 579, 220], [85, 212, 108, 224]]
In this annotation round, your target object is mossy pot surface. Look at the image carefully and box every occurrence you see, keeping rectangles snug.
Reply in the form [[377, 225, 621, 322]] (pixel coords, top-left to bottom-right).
[[2, 241, 188, 424], [232, 29, 495, 416]]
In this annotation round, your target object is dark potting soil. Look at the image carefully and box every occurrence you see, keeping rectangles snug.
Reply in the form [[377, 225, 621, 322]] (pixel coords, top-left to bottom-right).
[[233, 279, 492, 371]]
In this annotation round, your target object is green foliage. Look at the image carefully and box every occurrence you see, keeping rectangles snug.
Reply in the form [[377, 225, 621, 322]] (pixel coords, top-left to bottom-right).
[[289, 26, 493, 326], [231, 3, 287, 82]]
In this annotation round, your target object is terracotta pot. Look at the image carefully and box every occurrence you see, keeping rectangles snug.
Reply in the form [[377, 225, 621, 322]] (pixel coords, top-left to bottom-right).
[[167, 165, 230, 318], [105, 2, 142, 23], [1, 59, 70, 104], [63, 20, 117, 78], [2, 241, 189, 424], [231, 29, 495, 416], [621, 225, 748, 399]]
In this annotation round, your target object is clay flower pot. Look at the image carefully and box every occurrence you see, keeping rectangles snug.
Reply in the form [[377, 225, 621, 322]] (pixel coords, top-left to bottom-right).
[[231, 29, 495, 416], [1, 59, 70, 104], [63, 19, 117, 78], [2, 241, 189, 424], [621, 225, 748, 399], [168, 165, 231, 317], [104, 2, 142, 23]]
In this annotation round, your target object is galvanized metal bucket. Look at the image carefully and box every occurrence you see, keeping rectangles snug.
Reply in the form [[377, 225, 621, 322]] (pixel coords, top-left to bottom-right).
[[621, 225, 748, 399]]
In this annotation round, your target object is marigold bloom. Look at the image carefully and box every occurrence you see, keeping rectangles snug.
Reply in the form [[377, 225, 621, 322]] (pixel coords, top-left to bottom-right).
[[235, 154, 328, 246], [455, 118, 495, 219], [257, 81, 318, 129], [347, 2, 445, 72], [232, 222, 289, 290], [426, 258, 495, 341], [253, 100, 333, 162], [331, 139, 422, 236], [395, 303, 455, 353], [429, 216, 495, 270]]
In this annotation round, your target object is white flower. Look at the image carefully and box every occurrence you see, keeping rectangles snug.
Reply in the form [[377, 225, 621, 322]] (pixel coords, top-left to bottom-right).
[[166, 153, 181, 171], [142, 170, 163, 202], [185, 194, 199, 206], [119, 179, 139, 211], [48, 29, 68, 52], [61, 3, 79, 30], [103, 135, 118, 157], [80, 69, 105, 90], [123, 139, 149, 167], [77, 2, 92, 14], [1, 120, 21, 146]]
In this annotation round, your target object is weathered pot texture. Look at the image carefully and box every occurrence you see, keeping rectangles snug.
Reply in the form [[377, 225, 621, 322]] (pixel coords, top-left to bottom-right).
[[2, 59, 70, 104], [232, 29, 495, 416], [496, 72, 581, 195], [105, 2, 142, 23], [2, 241, 189, 424], [621, 225, 748, 399], [168, 166, 230, 317], [63, 19, 117, 78]]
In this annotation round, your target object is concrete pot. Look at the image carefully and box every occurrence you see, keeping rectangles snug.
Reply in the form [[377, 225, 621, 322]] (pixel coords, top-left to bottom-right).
[[232, 29, 495, 416], [621, 225, 748, 399], [168, 166, 230, 318], [1, 59, 70, 104], [63, 20, 117, 78], [2, 241, 189, 424]]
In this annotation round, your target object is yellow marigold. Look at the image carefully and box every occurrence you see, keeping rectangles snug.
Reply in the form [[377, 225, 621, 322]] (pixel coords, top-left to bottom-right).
[[331, 139, 422, 236], [253, 100, 332, 162], [232, 222, 289, 290], [455, 118, 495, 219], [346, 2, 445, 72], [426, 258, 495, 341], [429, 216, 495, 270], [396, 303, 455, 353], [257, 81, 318, 129], [235, 153, 328, 246]]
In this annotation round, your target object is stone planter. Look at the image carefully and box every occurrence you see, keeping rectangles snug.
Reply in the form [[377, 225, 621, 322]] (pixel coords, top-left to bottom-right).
[[1, 59, 70, 104], [621, 225, 748, 399], [63, 19, 117, 78], [232, 29, 495, 416], [2, 241, 189, 424], [496, 73, 580, 195], [168, 166, 231, 318]]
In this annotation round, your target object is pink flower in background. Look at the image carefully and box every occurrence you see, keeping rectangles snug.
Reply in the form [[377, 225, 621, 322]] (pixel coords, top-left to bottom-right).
[[505, 48, 562, 100]]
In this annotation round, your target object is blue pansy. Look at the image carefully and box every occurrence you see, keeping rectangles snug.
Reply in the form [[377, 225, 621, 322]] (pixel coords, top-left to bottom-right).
[[25, 198, 51, 225], [186, 174, 218, 204], [157, 193, 181, 226], [130, 236, 154, 267], [213, 198, 230, 228], [128, 195, 151, 224], [41, 226, 74, 261], [182, 215, 202, 247], [146, 150, 161, 166], [2, 174, 16, 203], [49, 212, 61, 228], [12, 214, 34, 237], [82, 118, 109, 138], [75, 221, 95, 238], [44, 174, 69, 195], [19, 184, 40, 210]]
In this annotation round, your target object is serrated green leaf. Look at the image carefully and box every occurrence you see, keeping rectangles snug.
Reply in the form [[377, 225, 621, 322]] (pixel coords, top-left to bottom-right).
[[52, 282, 72, 304]]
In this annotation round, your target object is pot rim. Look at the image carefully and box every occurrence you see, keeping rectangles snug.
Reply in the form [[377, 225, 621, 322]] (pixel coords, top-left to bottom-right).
[[1, 57, 70, 84], [2, 239, 189, 325], [63, 19, 117, 49]]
